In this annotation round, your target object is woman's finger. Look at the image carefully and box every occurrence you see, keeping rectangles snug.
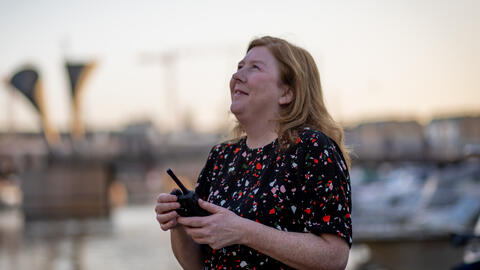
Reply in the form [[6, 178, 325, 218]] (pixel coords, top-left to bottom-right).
[[198, 199, 223, 214], [155, 202, 181, 214], [156, 210, 179, 224], [191, 236, 210, 245], [184, 226, 207, 239], [156, 193, 178, 203], [185, 229, 210, 245], [177, 216, 206, 228], [160, 219, 178, 231]]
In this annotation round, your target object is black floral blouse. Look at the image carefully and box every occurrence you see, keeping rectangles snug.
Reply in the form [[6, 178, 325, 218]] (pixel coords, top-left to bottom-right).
[[195, 128, 352, 270]]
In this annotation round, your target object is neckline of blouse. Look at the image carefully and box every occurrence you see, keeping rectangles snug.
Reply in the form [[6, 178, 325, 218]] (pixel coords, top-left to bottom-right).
[[242, 137, 278, 153]]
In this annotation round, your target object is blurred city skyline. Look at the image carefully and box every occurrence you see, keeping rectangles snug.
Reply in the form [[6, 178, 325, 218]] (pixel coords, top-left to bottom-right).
[[0, 0, 479, 133]]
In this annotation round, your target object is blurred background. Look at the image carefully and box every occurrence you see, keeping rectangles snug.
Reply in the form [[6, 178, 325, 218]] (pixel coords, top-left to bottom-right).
[[0, 0, 479, 269]]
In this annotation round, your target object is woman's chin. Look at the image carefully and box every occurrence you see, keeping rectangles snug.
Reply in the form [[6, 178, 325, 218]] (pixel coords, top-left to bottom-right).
[[230, 108, 249, 124], [230, 103, 244, 115]]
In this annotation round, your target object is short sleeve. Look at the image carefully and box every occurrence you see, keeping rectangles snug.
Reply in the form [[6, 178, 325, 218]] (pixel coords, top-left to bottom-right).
[[195, 144, 220, 201], [296, 131, 353, 247]]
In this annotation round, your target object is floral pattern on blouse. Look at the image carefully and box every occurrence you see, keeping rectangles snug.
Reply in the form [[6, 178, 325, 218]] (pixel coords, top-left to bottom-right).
[[195, 128, 352, 270]]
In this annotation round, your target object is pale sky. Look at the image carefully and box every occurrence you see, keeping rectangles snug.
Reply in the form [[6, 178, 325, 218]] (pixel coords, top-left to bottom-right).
[[0, 0, 479, 133]]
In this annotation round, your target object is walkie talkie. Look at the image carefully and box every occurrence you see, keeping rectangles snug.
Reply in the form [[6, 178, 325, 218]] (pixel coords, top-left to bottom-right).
[[166, 169, 210, 217]]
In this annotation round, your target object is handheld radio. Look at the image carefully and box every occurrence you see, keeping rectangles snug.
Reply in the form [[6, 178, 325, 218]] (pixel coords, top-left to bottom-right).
[[166, 169, 210, 217]]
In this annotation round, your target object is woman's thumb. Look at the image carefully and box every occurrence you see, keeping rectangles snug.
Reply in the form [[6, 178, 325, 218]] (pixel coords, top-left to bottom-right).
[[198, 199, 223, 213]]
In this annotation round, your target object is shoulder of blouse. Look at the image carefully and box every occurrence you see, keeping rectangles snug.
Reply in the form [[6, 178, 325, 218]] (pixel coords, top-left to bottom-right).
[[297, 127, 332, 148], [298, 128, 349, 174], [211, 137, 244, 155]]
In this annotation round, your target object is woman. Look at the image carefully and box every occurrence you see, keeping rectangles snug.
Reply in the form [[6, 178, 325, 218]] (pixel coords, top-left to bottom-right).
[[155, 36, 352, 270]]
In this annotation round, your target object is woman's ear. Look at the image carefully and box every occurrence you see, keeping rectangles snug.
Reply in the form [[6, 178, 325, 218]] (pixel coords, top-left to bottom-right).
[[278, 87, 294, 105]]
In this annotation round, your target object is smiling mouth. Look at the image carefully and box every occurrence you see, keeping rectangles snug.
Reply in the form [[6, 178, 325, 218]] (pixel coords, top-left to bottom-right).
[[234, 89, 249, 96]]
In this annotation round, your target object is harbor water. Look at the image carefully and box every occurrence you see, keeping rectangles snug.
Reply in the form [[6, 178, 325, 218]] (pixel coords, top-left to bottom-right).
[[0, 205, 370, 270], [0, 205, 181, 270]]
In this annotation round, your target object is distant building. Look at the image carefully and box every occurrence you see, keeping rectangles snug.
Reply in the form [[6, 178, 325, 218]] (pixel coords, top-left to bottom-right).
[[425, 116, 480, 160], [346, 120, 425, 162]]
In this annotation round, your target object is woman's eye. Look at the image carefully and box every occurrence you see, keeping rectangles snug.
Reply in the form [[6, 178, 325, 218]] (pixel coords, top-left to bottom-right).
[[252, 65, 260, 70], [237, 65, 243, 70]]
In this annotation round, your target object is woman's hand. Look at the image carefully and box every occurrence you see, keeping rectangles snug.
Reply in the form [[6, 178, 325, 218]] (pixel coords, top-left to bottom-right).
[[155, 193, 181, 231], [177, 199, 247, 250]]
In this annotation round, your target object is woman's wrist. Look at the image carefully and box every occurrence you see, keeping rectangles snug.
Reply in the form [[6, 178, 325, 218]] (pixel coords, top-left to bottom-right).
[[236, 217, 261, 246]]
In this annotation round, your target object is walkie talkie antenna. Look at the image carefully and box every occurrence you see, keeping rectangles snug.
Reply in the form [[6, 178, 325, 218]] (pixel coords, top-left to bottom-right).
[[166, 168, 189, 194]]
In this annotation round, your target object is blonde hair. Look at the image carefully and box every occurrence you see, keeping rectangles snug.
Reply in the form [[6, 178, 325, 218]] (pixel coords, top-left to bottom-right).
[[232, 36, 351, 168]]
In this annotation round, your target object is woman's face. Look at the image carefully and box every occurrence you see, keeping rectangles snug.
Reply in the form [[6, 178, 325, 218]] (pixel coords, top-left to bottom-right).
[[229, 46, 290, 124]]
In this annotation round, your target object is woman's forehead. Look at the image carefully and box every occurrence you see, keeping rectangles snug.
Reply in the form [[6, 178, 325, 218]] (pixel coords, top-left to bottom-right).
[[241, 46, 276, 65]]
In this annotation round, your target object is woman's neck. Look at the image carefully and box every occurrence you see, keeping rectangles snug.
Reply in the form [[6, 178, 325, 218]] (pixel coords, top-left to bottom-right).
[[243, 120, 278, 149]]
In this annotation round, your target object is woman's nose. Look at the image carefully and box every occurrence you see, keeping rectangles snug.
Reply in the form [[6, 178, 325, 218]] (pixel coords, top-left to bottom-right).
[[232, 68, 245, 82]]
